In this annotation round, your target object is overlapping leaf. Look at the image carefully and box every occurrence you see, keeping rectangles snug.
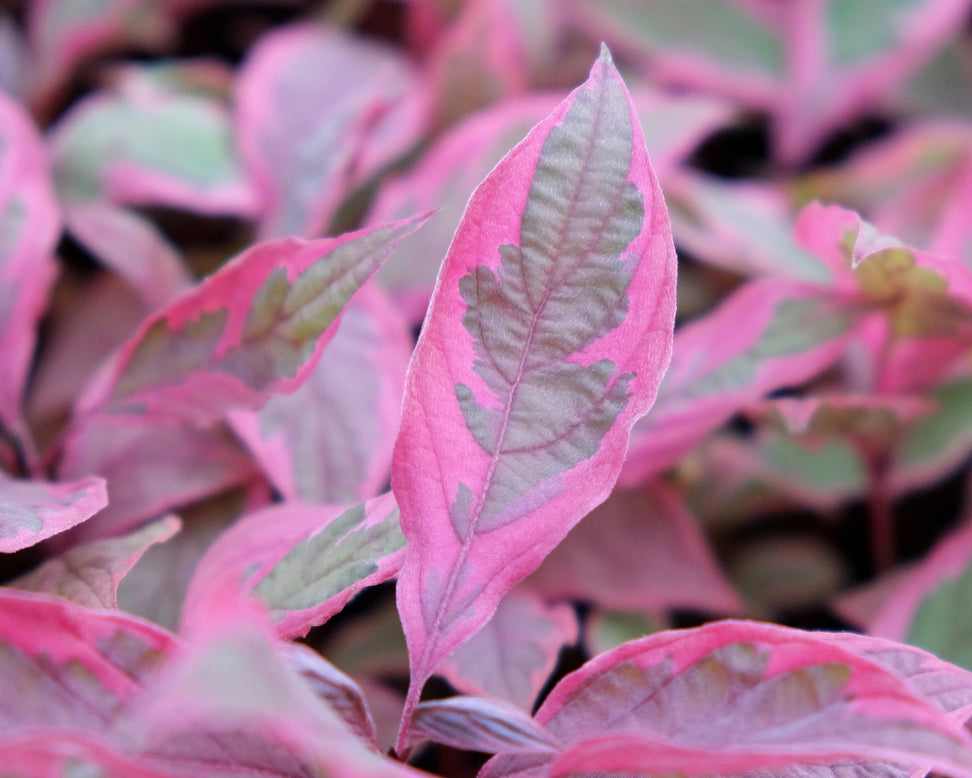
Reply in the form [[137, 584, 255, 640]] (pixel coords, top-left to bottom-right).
[[621, 277, 857, 485], [184, 492, 407, 640], [229, 284, 411, 504], [49, 84, 255, 216], [236, 22, 427, 239], [480, 621, 972, 778], [529, 482, 742, 616], [392, 45, 677, 751], [437, 587, 578, 710], [12, 514, 180, 608], [73, 214, 428, 425], [0, 471, 107, 552]]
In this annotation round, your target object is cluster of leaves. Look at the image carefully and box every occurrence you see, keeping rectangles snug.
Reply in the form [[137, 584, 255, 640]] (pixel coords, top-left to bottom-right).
[[5, 0, 972, 776]]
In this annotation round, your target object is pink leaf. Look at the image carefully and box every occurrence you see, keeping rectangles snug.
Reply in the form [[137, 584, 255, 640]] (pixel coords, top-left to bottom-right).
[[12, 514, 180, 608], [183, 491, 406, 640], [481, 620, 972, 778], [529, 482, 742, 616], [621, 277, 857, 485], [0, 588, 176, 732], [283, 642, 379, 748], [64, 203, 193, 310], [130, 599, 422, 778], [409, 696, 559, 755], [236, 22, 427, 239], [57, 419, 258, 541], [0, 90, 59, 439], [392, 45, 677, 751], [49, 85, 256, 216], [438, 587, 578, 710], [229, 284, 411, 503], [74, 214, 429, 425], [827, 632, 972, 729], [0, 472, 106, 552]]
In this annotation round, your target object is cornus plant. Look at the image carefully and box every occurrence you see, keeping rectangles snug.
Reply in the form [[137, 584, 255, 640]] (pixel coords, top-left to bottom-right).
[[6, 2, 972, 777]]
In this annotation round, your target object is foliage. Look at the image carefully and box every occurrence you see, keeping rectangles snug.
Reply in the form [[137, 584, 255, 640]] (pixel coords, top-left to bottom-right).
[[3, 1, 972, 776]]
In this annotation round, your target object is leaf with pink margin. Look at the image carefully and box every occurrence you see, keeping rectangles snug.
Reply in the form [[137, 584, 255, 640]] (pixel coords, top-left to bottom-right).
[[49, 84, 256, 216], [0, 731, 179, 778], [57, 419, 259, 541], [408, 696, 559, 755], [392, 45, 677, 752], [183, 491, 406, 640], [129, 594, 423, 778], [865, 520, 972, 673], [64, 202, 193, 310], [0, 91, 60, 440], [74, 214, 429, 425], [0, 587, 176, 733], [480, 620, 972, 778], [826, 632, 972, 730], [229, 284, 411, 504], [0, 472, 107, 552], [621, 277, 857, 485], [12, 514, 180, 609], [236, 22, 427, 239], [529, 482, 742, 616], [437, 587, 578, 710]]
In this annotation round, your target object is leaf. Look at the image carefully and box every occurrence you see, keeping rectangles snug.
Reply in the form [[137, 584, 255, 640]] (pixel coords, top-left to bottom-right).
[[0, 472, 107, 552], [438, 587, 578, 710], [183, 492, 407, 640], [409, 696, 559, 755], [0, 91, 60, 439], [392, 45, 677, 751], [129, 598, 421, 778], [11, 514, 180, 609], [0, 588, 176, 732], [621, 277, 857, 485], [64, 202, 193, 310], [827, 632, 972, 729], [49, 84, 256, 216], [74, 213, 429, 425], [236, 21, 427, 239], [229, 284, 411, 504], [480, 620, 972, 778], [57, 419, 258, 541], [283, 642, 379, 748], [529, 482, 742, 616]]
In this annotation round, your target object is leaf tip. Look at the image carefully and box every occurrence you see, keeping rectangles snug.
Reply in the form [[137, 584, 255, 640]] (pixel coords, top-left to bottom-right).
[[597, 42, 614, 66]]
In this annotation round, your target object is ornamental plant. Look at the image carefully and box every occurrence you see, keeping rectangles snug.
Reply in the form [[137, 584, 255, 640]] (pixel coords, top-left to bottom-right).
[[5, 1, 972, 777]]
